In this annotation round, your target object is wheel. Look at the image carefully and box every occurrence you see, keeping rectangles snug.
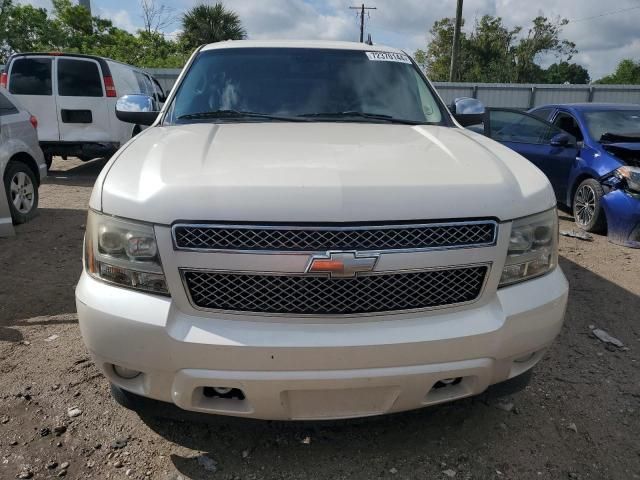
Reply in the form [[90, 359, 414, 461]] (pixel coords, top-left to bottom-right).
[[110, 384, 143, 411], [573, 178, 606, 233], [4, 161, 39, 224]]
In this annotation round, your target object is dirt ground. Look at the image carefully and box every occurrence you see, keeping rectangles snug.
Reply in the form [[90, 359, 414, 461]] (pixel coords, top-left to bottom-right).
[[1, 157, 639, 480]]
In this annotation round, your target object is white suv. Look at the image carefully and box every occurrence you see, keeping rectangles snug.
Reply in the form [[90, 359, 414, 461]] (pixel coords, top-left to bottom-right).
[[75, 41, 568, 420]]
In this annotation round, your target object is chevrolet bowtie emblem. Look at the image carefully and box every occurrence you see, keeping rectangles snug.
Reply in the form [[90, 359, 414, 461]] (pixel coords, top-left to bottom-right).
[[307, 251, 379, 278]]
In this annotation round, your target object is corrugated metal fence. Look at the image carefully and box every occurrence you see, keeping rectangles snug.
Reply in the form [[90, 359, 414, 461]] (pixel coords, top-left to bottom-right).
[[432, 82, 640, 108], [145, 68, 640, 107]]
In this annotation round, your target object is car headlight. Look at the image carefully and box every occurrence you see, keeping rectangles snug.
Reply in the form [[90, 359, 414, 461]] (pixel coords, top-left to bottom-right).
[[499, 208, 558, 287], [615, 166, 640, 193], [84, 210, 169, 295]]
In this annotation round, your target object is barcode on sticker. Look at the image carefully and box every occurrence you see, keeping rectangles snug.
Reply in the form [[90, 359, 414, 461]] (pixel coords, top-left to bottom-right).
[[365, 51, 411, 64]]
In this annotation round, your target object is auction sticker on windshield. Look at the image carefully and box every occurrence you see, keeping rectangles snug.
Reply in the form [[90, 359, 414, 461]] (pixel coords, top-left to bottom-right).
[[365, 51, 412, 63]]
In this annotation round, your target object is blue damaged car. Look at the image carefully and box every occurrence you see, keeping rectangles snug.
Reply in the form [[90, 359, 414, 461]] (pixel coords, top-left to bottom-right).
[[474, 104, 640, 248]]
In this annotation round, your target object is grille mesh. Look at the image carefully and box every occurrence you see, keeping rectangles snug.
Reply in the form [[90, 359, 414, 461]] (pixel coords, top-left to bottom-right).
[[183, 266, 488, 315], [173, 222, 496, 252]]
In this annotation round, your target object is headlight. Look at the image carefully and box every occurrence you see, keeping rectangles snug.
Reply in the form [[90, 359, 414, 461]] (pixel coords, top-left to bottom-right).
[[499, 208, 558, 287], [84, 210, 169, 295], [615, 166, 640, 193]]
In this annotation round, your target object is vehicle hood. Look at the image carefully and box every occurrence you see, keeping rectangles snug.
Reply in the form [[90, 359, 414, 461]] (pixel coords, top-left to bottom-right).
[[601, 142, 640, 168], [98, 123, 555, 224]]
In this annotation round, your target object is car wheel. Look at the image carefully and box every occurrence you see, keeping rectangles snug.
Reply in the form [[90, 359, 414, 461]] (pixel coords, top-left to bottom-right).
[[573, 178, 606, 233], [4, 161, 39, 224]]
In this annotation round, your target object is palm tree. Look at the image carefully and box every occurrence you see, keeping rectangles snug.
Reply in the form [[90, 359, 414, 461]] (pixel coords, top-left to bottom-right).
[[180, 3, 246, 50]]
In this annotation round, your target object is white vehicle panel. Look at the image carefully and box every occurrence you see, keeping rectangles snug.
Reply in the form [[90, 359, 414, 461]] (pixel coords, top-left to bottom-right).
[[100, 122, 555, 224]]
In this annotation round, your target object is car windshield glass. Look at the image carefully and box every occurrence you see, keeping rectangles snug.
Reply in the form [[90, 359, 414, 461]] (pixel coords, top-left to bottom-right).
[[167, 47, 444, 125], [583, 110, 640, 141]]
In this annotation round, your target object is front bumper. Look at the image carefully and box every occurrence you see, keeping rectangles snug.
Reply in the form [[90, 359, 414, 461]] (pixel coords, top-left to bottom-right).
[[76, 267, 568, 420], [602, 189, 640, 248]]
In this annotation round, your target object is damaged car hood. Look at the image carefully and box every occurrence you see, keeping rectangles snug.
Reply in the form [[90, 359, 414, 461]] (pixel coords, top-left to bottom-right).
[[601, 142, 640, 168]]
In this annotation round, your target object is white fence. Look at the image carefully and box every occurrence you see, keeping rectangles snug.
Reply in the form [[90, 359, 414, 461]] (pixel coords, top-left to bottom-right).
[[146, 68, 640, 107]]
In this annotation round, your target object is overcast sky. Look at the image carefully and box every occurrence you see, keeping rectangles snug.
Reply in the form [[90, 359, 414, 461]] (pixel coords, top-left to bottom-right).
[[22, 0, 640, 79]]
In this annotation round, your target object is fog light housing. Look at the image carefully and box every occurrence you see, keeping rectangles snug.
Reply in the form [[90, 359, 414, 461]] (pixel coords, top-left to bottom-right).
[[112, 364, 141, 379]]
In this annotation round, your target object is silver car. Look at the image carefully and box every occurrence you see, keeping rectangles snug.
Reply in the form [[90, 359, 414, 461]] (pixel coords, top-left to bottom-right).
[[1, 87, 46, 224]]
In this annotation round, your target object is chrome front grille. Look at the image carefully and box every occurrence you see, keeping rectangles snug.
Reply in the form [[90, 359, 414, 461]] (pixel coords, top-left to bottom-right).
[[182, 265, 489, 315], [173, 221, 497, 252]]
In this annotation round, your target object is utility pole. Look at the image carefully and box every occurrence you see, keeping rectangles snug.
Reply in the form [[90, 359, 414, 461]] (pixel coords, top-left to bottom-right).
[[78, 0, 91, 15], [449, 0, 463, 81], [349, 4, 376, 43]]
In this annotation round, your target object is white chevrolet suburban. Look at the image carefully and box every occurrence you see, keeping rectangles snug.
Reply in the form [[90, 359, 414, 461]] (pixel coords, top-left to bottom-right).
[[75, 40, 569, 420]]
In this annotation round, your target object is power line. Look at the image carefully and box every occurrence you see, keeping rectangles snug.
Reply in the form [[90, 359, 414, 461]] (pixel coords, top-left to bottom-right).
[[570, 5, 640, 23], [349, 4, 376, 43]]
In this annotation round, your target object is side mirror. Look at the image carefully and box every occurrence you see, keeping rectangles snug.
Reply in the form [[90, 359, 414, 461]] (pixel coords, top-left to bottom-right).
[[115, 94, 159, 126], [451, 97, 485, 127], [550, 132, 573, 147]]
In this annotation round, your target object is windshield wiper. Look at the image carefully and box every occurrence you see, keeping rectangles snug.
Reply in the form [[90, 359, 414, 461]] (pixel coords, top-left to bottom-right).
[[177, 109, 307, 122], [297, 111, 425, 125]]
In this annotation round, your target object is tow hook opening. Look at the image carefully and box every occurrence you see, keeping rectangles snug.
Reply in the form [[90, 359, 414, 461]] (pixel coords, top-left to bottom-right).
[[432, 377, 463, 390], [194, 386, 251, 414], [202, 386, 246, 400], [425, 376, 476, 405]]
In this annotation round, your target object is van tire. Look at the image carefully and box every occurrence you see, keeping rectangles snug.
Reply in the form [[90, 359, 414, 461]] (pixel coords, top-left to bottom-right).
[[4, 161, 39, 224], [44, 153, 53, 171]]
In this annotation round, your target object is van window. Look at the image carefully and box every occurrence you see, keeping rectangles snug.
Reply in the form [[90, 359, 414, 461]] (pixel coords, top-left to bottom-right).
[[9, 58, 52, 96], [134, 71, 154, 96], [58, 59, 103, 97], [0, 92, 18, 115], [150, 76, 166, 102]]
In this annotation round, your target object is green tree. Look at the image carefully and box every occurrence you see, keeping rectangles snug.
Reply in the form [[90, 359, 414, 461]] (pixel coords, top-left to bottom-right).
[[0, 0, 188, 67], [413, 49, 427, 71], [0, 1, 62, 62], [420, 18, 464, 81], [596, 59, 640, 84], [466, 15, 520, 82], [417, 15, 581, 83], [545, 61, 590, 84], [180, 3, 246, 51], [512, 16, 576, 83]]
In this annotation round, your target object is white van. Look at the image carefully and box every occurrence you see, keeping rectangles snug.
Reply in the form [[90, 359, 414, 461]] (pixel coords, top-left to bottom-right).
[[1, 53, 166, 169]]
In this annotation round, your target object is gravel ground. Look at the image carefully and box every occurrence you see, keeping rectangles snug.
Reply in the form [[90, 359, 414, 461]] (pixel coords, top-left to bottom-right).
[[1, 157, 639, 480]]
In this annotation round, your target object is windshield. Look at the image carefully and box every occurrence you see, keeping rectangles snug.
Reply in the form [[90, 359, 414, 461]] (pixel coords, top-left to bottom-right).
[[166, 48, 444, 125], [583, 110, 640, 141]]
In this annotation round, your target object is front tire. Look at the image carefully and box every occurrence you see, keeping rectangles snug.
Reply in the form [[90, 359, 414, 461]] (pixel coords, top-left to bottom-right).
[[573, 178, 606, 233], [4, 161, 39, 224]]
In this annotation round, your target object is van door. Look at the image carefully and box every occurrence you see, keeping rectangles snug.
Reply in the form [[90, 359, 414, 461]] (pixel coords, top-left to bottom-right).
[[55, 57, 111, 143], [7, 56, 59, 141]]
